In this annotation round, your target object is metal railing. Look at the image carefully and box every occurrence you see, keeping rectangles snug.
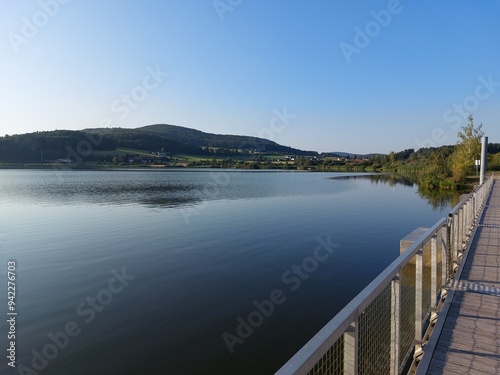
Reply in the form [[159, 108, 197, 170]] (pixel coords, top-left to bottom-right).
[[275, 175, 494, 375]]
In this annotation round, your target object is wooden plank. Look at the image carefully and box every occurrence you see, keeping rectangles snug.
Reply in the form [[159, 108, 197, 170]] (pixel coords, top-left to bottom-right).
[[432, 348, 500, 369], [428, 355, 498, 375], [439, 330, 500, 348], [426, 364, 463, 375], [434, 335, 500, 355], [447, 303, 500, 318], [440, 325, 500, 343], [427, 364, 468, 375]]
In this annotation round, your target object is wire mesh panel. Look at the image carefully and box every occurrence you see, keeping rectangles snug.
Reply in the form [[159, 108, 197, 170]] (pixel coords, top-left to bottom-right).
[[306, 337, 343, 375], [452, 213, 459, 263], [446, 221, 454, 281], [399, 259, 415, 366], [358, 284, 392, 375], [421, 241, 432, 330]]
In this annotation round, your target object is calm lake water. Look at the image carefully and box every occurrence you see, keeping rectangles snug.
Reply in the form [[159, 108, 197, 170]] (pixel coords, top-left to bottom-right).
[[0, 169, 452, 375]]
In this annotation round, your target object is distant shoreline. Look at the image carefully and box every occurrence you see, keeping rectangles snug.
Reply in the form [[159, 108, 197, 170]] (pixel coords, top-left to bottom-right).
[[0, 162, 372, 173]]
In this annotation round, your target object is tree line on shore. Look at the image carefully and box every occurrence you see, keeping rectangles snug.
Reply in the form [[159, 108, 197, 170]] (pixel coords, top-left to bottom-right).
[[0, 116, 498, 191], [378, 115, 498, 190], [188, 115, 498, 191]]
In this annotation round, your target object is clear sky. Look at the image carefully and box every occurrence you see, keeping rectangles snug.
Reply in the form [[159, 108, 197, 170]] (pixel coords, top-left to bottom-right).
[[1, 0, 499, 154]]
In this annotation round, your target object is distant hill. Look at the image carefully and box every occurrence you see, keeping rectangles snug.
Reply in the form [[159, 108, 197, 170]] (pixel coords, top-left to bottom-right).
[[0, 124, 316, 163], [0, 128, 210, 163], [83, 127, 207, 155], [136, 124, 315, 155]]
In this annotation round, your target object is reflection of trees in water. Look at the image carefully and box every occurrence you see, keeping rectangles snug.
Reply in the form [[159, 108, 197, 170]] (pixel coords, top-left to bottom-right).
[[368, 173, 417, 187], [332, 173, 417, 187], [332, 173, 460, 211], [18, 180, 204, 208], [417, 186, 460, 211]]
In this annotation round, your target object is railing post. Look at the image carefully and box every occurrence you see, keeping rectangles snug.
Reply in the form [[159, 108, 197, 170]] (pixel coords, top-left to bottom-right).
[[431, 235, 438, 311], [469, 198, 472, 223], [453, 212, 459, 266], [474, 192, 481, 218], [462, 201, 469, 235], [466, 201, 471, 232], [390, 275, 401, 375], [459, 207, 464, 249], [462, 205, 467, 243], [344, 321, 358, 375], [473, 194, 476, 219], [414, 248, 423, 359], [470, 198, 474, 225], [441, 225, 448, 288], [478, 186, 482, 213]]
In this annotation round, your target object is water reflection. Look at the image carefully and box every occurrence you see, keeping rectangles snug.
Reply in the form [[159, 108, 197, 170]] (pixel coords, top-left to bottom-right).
[[332, 173, 417, 187], [0, 170, 353, 209], [0, 170, 463, 211], [331, 173, 461, 211], [416, 184, 461, 211], [0, 171, 203, 208]]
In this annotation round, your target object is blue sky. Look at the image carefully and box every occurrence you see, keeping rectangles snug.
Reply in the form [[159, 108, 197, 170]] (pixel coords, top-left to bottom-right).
[[1, 0, 499, 154]]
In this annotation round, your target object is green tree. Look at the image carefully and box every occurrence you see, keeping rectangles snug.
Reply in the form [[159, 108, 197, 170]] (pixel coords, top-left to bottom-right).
[[389, 151, 396, 165], [450, 114, 483, 183], [489, 153, 500, 171], [370, 154, 382, 170], [423, 148, 452, 181]]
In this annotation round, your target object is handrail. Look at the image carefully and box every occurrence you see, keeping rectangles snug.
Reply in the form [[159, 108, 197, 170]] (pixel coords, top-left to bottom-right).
[[275, 174, 494, 375]]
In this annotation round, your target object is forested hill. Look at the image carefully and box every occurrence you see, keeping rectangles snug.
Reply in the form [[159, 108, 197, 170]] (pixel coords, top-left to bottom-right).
[[0, 125, 315, 163], [0, 129, 204, 163], [136, 124, 314, 154]]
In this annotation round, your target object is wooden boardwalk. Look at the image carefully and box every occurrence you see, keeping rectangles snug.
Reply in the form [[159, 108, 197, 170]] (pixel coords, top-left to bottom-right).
[[418, 178, 500, 375]]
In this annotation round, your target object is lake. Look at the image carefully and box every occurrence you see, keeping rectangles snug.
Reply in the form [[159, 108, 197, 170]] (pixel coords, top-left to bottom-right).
[[0, 169, 453, 375]]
